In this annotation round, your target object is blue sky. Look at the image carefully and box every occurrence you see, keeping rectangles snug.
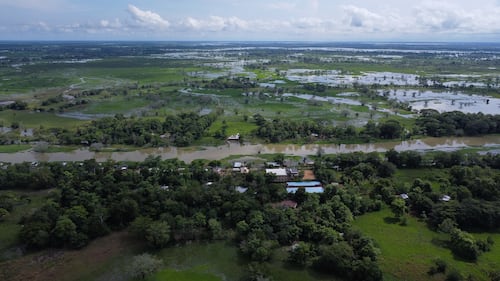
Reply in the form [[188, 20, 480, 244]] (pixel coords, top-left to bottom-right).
[[1, 0, 500, 41]]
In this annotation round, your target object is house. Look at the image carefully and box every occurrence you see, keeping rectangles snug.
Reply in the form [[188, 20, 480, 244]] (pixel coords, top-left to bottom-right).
[[286, 181, 324, 193], [283, 160, 299, 168], [235, 186, 248, 193], [286, 186, 324, 193], [302, 157, 315, 166], [266, 162, 281, 168], [233, 162, 243, 172], [287, 167, 299, 178], [227, 133, 240, 141], [266, 168, 289, 182], [440, 195, 451, 202]]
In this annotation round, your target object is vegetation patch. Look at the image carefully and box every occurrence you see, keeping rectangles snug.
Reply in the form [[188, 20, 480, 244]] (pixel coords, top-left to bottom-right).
[[0, 145, 31, 153]]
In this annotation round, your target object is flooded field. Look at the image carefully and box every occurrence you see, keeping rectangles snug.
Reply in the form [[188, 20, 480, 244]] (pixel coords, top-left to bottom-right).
[[382, 89, 500, 114], [2, 136, 500, 164], [282, 93, 363, 106], [286, 69, 420, 86]]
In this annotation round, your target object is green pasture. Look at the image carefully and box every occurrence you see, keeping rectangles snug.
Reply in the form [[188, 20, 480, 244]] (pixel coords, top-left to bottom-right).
[[0, 145, 31, 153], [155, 241, 340, 281], [0, 110, 86, 129], [76, 58, 203, 84], [82, 96, 150, 115], [353, 208, 500, 281], [393, 168, 449, 191], [156, 241, 244, 281], [148, 268, 220, 281], [208, 118, 258, 136], [0, 70, 78, 94]]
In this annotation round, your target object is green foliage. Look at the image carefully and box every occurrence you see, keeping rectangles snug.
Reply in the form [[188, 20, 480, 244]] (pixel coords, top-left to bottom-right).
[[239, 232, 277, 262], [145, 221, 171, 248], [417, 110, 500, 137], [390, 198, 407, 218], [51, 215, 88, 248], [69, 111, 219, 147], [449, 228, 480, 261], [287, 242, 313, 267], [129, 253, 163, 280], [445, 269, 464, 281], [428, 258, 448, 275], [207, 218, 225, 240], [0, 208, 9, 221]]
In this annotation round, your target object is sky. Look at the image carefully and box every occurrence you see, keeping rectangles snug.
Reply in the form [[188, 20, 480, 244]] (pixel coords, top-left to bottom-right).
[[1, 0, 500, 41]]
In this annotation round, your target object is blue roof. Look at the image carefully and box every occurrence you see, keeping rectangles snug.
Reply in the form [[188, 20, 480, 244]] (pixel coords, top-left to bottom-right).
[[286, 187, 324, 193], [286, 181, 322, 188]]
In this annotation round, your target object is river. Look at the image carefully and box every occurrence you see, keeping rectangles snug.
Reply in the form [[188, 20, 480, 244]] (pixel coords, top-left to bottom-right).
[[1, 136, 500, 164]]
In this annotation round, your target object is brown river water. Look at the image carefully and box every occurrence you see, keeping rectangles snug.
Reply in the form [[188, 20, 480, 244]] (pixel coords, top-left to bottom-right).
[[1, 136, 500, 163]]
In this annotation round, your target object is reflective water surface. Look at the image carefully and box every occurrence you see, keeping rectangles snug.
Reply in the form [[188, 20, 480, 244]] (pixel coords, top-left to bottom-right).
[[2, 136, 500, 163]]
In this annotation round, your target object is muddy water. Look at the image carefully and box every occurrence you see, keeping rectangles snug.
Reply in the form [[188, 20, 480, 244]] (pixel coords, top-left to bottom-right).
[[2, 136, 500, 164]]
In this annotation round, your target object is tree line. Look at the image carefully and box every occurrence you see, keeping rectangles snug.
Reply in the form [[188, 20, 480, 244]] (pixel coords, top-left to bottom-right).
[[254, 114, 404, 143], [52, 110, 221, 147], [416, 110, 500, 137]]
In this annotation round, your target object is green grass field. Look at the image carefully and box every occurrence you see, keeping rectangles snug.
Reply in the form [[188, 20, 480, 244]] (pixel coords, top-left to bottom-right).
[[0, 110, 86, 129], [353, 208, 500, 281], [154, 241, 341, 281], [148, 268, 220, 281], [82, 96, 150, 115], [0, 145, 31, 153]]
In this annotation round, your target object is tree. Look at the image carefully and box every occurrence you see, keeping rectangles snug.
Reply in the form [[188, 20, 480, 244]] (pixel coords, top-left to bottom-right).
[[129, 253, 162, 280], [0, 208, 9, 221], [145, 221, 171, 248], [208, 218, 224, 240], [351, 256, 383, 281], [51, 215, 88, 248], [130, 216, 154, 237], [438, 218, 457, 234], [450, 228, 480, 261], [314, 242, 355, 275], [378, 120, 402, 139], [287, 242, 313, 267], [377, 161, 396, 178], [19, 222, 50, 249], [390, 198, 407, 219]]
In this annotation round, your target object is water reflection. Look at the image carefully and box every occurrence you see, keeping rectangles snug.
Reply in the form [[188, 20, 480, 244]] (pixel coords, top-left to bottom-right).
[[2, 136, 500, 163]]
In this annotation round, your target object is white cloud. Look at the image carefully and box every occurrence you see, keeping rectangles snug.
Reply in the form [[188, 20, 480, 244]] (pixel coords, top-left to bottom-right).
[[4, 2, 500, 41], [127, 4, 170, 29], [178, 16, 248, 32], [342, 5, 385, 30], [99, 19, 123, 31], [412, 2, 500, 34], [293, 18, 329, 30], [414, 3, 468, 32]]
